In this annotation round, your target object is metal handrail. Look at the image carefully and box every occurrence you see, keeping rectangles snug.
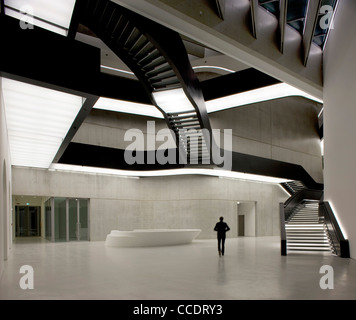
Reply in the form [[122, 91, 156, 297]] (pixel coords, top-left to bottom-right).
[[319, 201, 350, 258]]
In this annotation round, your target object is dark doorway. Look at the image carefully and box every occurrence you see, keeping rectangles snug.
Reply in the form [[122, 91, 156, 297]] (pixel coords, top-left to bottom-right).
[[238, 215, 245, 237], [15, 206, 41, 237]]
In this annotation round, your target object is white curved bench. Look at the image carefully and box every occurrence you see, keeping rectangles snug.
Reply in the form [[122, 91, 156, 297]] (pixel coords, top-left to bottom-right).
[[105, 229, 201, 247]]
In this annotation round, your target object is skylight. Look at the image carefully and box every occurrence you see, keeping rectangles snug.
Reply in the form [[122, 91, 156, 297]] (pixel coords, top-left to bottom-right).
[[4, 0, 76, 36], [1, 78, 84, 168]]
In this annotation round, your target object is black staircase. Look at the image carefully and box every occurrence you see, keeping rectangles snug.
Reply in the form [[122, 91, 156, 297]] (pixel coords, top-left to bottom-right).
[[168, 110, 211, 164], [74, 0, 214, 164], [281, 180, 306, 195]]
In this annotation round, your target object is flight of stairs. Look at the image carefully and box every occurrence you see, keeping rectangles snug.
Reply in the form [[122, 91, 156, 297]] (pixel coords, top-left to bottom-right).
[[282, 180, 306, 195], [168, 110, 210, 164], [80, 0, 213, 164], [285, 201, 334, 254]]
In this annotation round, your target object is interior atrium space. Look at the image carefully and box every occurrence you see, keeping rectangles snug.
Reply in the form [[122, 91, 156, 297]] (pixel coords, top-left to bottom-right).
[[1, 0, 356, 305]]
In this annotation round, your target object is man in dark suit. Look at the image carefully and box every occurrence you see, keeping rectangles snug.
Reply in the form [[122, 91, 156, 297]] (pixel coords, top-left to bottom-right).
[[214, 216, 230, 256]]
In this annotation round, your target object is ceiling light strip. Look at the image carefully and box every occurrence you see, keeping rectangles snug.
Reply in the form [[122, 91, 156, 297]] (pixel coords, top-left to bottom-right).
[[100, 65, 135, 75], [49, 163, 291, 184], [94, 83, 323, 118], [192, 66, 235, 73], [93, 97, 164, 119], [205, 83, 323, 113]]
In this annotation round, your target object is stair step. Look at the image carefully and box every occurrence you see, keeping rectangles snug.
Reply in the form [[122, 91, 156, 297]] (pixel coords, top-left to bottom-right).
[[170, 112, 198, 118], [132, 41, 154, 61], [288, 247, 331, 252], [137, 49, 161, 66], [123, 27, 142, 50], [141, 56, 167, 71], [171, 120, 200, 127], [129, 36, 150, 57], [145, 63, 172, 78], [287, 238, 328, 241], [117, 21, 135, 44], [150, 75, 180, 86], [288, 242, 330, 246], [149, 69, 176, 82]]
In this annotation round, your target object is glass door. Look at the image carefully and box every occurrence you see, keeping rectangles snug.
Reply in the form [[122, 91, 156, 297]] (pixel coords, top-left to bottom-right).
[[15, 206, 41, 237], [54, 198, 66, 242], [79, 199, 89, 241], [46, 197, 89, 242], [69, 199, 78, 241]]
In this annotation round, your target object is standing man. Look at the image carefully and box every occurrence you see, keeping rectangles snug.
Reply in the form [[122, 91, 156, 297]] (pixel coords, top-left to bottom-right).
[[214, 216, 230, 256]]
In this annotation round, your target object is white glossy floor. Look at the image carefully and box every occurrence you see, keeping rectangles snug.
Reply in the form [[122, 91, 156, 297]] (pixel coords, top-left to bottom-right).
[[0, 236, 355, 300]]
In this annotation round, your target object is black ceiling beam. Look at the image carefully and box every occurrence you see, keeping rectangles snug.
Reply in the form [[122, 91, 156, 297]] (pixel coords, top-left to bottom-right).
[[67, 0, 86, 39], [278, 0, 288, 53], [200, 68, 281, 101], [52, 95, 99, 164], [1, 0, 5, 15], [213, 0, 225, 20], [59, 142, 183, 171], [58, 142, 322, 190], [250, 0, 259, 39], [303, 0, 322, 66], [230, 151, 323, 190], [0, 14, 150, 104]]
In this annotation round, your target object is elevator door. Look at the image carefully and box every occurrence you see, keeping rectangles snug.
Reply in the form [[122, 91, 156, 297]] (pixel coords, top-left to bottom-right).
[[16, 206, 41, 237]]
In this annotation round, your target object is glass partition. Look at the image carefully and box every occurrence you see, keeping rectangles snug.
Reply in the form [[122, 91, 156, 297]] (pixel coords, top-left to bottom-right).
[[45, 197, 89, 242], [69, 198, 78, 241]]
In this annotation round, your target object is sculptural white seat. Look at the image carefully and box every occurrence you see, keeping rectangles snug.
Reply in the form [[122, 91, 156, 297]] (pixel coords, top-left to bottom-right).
[[105, 229, 202, 247]]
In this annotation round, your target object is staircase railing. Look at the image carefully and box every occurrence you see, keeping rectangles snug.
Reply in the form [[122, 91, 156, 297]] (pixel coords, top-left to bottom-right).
[[319, 201, 350, 258]]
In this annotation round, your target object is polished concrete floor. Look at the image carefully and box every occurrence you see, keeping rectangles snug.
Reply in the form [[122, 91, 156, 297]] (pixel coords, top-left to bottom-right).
[[0, 236, 355, 300]]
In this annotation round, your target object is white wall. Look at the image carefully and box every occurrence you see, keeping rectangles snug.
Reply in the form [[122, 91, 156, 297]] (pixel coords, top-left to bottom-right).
[[12, 166, 289, 240], [0, 77, 13, 278], [323, 0, 356, 259]]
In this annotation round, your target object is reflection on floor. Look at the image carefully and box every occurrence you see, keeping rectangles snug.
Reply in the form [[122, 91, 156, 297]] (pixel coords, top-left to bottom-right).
[[1, 236, 355, 300]]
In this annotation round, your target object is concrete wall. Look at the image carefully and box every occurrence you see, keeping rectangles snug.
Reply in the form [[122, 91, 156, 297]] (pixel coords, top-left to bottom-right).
[[210, 96, 323, 183], [74, 96, 323, 182], [323, 0, 356, 259], [0, 77, 13, 278], [72, 109, 174, 150], [12, 166, 288, 241]]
